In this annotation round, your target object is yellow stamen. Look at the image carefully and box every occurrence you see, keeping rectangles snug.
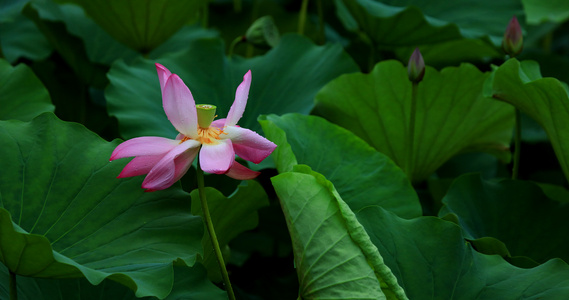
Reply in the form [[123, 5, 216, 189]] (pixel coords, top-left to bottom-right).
[[179, 126, 225, 145]]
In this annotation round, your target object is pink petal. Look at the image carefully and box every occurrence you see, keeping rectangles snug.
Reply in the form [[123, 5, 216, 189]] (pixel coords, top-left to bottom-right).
[[225, 161, 260, 180], [142, 140, 200, 191], [199, 139, 235, 174], [224, 126, 276, 163], [225, 70, 251, 126], [155, 63, 172, 91], [170, 148, 199, 183], [118, 154, 165, 178], [110, 137, 180, 160], [163, 74, 199, 138]]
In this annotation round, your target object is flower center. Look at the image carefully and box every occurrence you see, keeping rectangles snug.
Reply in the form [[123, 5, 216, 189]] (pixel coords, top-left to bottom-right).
[[178, 104, 227, 145], [179, 126, 225, 145], [197, 126, 224, 145]]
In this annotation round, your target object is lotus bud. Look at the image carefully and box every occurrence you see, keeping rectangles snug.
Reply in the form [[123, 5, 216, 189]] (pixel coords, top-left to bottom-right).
[[245, 16, 280, 48], [407, 48, 425, 83], [502, 16, 523, 57]]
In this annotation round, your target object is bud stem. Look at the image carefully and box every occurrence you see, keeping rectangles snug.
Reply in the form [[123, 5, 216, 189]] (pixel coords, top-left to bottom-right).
[[405, 82, 418, 181], [228, 36, 244, 58], [512, 108, 522, 180]]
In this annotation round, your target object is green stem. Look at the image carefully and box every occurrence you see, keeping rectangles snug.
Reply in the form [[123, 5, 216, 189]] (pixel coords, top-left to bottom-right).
[[368, 45, 375, 72], [406, 83, 418, 181], [245, 0, 261, 58], [9, 271, 17, 300], [196, 162, 236, 300], [543, 31, 553, 54], [316, 0, 325, 44], [228, 36, 243, 58], [512, 108, 522, 180], [233, 0, 241, 12], [357, 32, 374, 72], [298, 0, 309, 35], [245, 44, 254, 58], [201, 2, 208, 28]]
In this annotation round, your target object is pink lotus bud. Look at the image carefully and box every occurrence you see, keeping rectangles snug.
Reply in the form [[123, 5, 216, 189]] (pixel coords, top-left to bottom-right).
[[407, 48, 425, 83], [502, 16, 523, 57]]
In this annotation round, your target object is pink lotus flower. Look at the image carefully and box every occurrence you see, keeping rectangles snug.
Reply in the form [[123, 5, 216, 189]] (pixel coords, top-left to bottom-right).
[[110, 63, 277, 192]]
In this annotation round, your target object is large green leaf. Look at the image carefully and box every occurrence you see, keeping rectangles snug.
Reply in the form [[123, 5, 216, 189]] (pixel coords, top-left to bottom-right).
[[0, 264, 225, 300], [31, 0, 138, 65], [488, 58, 569, 184], [356, 205, 569, 299], [0, 5, 52, 63], [522, 0, 569, 24], [539, 182, 569, 204], [314, 60, 514, 182], [271, 166, 407, 299], [0, 59, 54, 121], [149, 25, 219, 60], [336, 0, 522, 47], [404, 39, 502, 69], [259, 113, 420, 219], [165, 265, 227, 300], [30, 1, 218, 65], [62, 0, 207, 53], [190, 181, 269, 281], [0, 0, 27, 23], [23, 2, 108, 88], [106, 34, 358, 139], [439, 174, 569, 264], [0, 113, 203, 299]]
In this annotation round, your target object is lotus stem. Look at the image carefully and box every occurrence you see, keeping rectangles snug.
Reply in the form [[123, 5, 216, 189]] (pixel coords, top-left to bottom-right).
[[228, 36, 243, 58], [543, 31, 553, 54], [234, 0, 241, 12], [201, 2, 209, 28], [298, 0, 309, 35], [316, 0, 325, 44], [512, 108, 522, 180], [10, 271, 17, 300], [196, 161, 236, 300]]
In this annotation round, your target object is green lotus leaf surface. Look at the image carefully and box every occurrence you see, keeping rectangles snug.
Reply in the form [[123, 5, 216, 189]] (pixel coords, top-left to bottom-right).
[[259, 113, 421, 218], [488, 58, 569, 184], [0, 113, 204, 299], [314, 60, 514, 182], [0, 59, 54, 121]]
